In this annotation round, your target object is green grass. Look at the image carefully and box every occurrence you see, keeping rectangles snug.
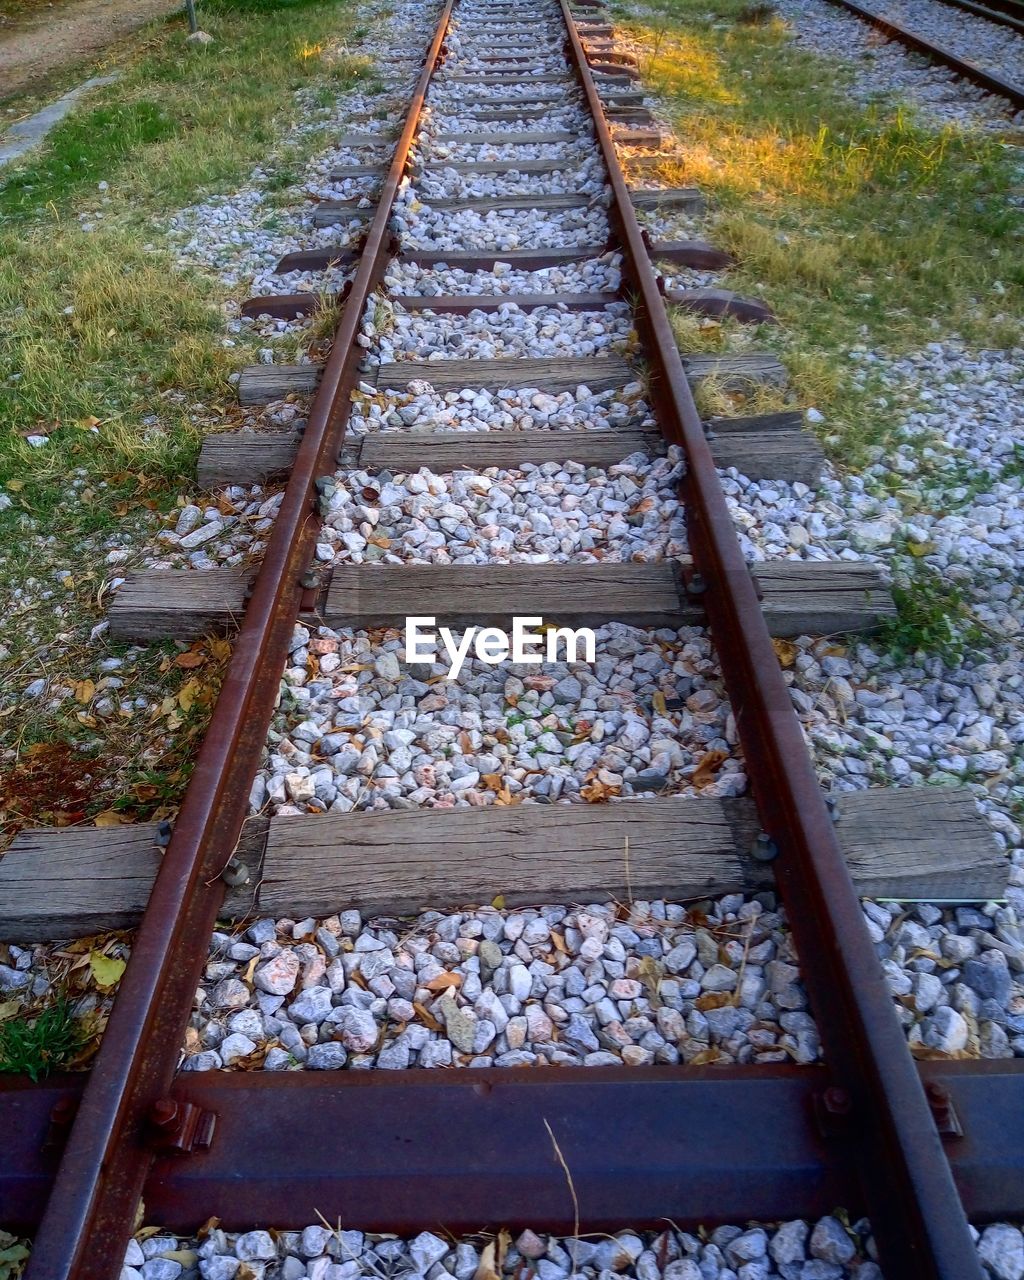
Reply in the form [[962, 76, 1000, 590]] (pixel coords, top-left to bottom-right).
[[876, 559, 988, 666], [0, 0, 367, 551], [0, 995, 82, 1081], [0, 0, 376, 839], [0, 0, 374, 220], [618, 0, 1024, 467]]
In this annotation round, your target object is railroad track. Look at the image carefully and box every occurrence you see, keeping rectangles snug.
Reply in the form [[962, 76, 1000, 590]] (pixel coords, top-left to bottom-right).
[[1, 0, 1022, 1277], [821, 0, 1024, 107]]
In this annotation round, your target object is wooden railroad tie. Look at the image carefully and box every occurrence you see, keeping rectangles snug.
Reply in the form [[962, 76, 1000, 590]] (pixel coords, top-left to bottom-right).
[[198, 411, 822, 489], [274, 240, 733, 274], [106, 560, 894, 643], [238, 289, 772, 329], [236, 352, 786, 404], [311, 182, 696, 225], [0, 788, 1005, 942]]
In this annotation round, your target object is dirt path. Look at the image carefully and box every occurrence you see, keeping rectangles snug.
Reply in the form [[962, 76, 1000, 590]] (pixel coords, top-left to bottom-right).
[[0, 0, 182, 102]]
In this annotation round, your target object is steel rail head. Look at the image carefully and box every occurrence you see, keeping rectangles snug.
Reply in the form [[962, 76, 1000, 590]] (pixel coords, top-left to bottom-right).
[[23, 4, 456, 1277], [556, 2, 985, 1276]]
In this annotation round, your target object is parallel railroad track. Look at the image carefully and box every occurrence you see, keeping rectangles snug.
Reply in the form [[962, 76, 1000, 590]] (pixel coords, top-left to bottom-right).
[[1, 1, 1022, 1278], [821, 0, 1024, 106]]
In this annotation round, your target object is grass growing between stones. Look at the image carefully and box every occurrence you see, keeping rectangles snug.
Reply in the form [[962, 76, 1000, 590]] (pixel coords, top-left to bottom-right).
[[877, 560, 990, 666], [0, 0, 378, 841], [617, 0, 1023, 468], [0, 993, 81, 1081]]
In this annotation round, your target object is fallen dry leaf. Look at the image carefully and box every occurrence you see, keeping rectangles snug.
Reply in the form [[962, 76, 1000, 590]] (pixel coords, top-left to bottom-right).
[[771, 638, 798, 669], [89, 952, 126, 989], [689, 1047, 722, 1065], [694, 991, 732, 1012], [425, 972, 463, 992], [174, 652, 206, 669], [177, 678, 201, 714], [94, 810, 132, 827], [691, 748, 728, 790], [414, 1001, 442, 1031]]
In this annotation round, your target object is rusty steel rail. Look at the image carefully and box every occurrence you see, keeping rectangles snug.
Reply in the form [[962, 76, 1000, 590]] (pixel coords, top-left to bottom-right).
[[822, 0, 1024, 106], [21, 3, 455, 1275], [559, 2, 987, 1277], [7, 1062, 1024, 1234]]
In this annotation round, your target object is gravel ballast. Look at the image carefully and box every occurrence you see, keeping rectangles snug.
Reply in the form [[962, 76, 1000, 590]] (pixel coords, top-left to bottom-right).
[[114, 1220, 1024, 1280]]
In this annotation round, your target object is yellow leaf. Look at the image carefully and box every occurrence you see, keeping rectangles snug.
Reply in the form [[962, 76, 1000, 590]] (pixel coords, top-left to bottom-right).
[[491, 894, 506, 910], [74, 679, 96, 704], [178, 679, 200, 713], [907, 541, 936, 557], [6, 480, 24, 492], [174, 651, 206, 669], [652, 691, 667, 715], [89, 952, 126, 988], [771, 638, 798, 669], [76, 712, 98, 728], [0, 1000, 21, 1022], [95, 810, 131, 827]]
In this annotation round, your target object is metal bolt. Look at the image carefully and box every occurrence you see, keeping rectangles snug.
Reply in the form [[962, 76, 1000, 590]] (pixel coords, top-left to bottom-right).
[[49, 1097, 76, 1125], [155, 820, 173, 849], [149, 1099, 179, 1129], [220, 857, 250, 888], [822, 1086, 852, 1117], [686, 573, 707, 596], [751, 832, 778, 863], [300, 571, 320, 591]]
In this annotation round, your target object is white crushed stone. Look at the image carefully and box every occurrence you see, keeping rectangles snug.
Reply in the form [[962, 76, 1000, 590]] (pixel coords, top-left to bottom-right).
[[185, 895, 804, 1070], [316, 456, 686, 565], [252, 618, 740, 815], [383, 253, 623, 295], [114, 1221, 1024, 1280], [372, 302, 634, 360], [349, 379, 653, 433]]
